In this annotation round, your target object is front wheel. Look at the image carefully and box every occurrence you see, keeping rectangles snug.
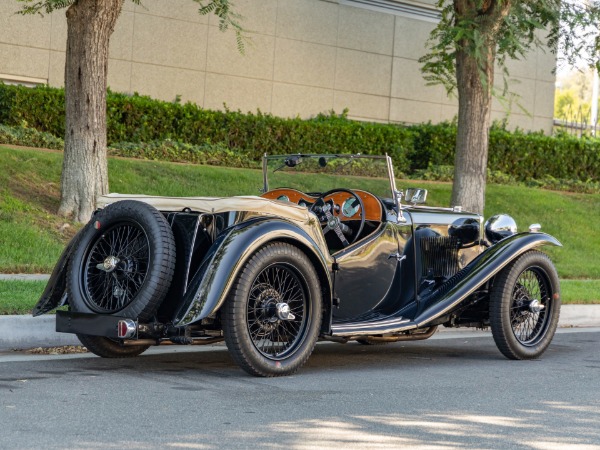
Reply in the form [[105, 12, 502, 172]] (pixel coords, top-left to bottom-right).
[[490, 251, 561, 360], [222, 243, 322, 377]]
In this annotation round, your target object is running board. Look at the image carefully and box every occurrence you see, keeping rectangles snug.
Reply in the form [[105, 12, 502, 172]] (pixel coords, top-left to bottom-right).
[[331, 312, 416, 337]]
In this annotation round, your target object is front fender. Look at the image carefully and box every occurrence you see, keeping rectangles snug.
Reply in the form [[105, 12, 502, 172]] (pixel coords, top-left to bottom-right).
[[414, 232, 562, 326], [173, 217, 333, 327], [32, 225, 88, 316]]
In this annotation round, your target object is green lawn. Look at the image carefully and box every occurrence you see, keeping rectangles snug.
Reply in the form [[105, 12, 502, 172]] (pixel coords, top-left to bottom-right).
[[560, 280, 600, 304], [1, 145, 599, 281], [0, 280, 46, 315]]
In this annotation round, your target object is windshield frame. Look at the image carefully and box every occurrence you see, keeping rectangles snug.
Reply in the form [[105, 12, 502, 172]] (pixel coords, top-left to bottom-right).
[[261, 153, 405, 222]]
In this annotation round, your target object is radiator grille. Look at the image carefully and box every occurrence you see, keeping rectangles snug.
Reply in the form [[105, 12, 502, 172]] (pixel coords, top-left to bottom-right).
[[420, 236, 459, 279]]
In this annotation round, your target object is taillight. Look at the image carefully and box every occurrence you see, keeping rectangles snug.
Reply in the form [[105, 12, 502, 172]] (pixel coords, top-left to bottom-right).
[[117, 319, 137, 339]]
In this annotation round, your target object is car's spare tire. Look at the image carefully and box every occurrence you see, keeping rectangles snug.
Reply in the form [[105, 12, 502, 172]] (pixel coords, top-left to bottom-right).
[[67, 200, 176, 321]]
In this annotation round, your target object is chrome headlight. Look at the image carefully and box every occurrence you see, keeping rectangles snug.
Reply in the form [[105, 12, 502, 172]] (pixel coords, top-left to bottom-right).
[[448, 217, 480, 246], [485, 214, 517, 244]]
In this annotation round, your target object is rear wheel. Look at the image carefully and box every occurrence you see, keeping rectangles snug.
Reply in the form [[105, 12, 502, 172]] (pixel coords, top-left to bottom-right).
[[67, 200, 176, 358], [490, 251, 560, 360], [77, 334, 149, 358], [222, 243, 322, 377]]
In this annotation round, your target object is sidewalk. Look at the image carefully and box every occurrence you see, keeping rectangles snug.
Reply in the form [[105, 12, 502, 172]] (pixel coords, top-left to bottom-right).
[[0, 305, 598, 351]]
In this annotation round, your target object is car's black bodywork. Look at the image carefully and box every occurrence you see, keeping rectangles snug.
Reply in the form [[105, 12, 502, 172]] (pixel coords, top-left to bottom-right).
[[34, 154, 562, 376]]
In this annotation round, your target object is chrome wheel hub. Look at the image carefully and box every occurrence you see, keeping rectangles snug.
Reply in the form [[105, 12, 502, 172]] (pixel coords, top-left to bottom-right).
[[97, 256, 120, 273], [529, 299, 545, 313], [276, 302, 295, 321]]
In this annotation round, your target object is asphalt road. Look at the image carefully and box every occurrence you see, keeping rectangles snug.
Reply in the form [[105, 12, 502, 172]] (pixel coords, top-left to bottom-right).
[[1, 329, 599, 450]]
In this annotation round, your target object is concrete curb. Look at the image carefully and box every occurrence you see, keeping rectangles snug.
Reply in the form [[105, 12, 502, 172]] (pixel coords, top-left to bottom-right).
[[0, 305, 598, 351], [0, 315, 80, 349], [0, 274, 50, 281]]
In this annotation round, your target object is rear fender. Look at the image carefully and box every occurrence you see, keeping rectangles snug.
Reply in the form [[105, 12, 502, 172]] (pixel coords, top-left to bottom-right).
[[32, 225, 88, 316], [173, 218, 333, 327], [414, 232, 562, 326]]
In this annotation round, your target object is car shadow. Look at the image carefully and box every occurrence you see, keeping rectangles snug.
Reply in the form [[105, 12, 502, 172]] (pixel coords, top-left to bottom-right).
[[24, 332, 575, 380]]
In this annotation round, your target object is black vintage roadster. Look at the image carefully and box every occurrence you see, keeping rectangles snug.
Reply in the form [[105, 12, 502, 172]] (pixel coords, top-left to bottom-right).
[[34, 154, 562, 376]]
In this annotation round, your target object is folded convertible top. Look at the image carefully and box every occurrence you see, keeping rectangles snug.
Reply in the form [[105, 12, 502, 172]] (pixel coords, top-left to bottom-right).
[[97, 193, 311, 223]]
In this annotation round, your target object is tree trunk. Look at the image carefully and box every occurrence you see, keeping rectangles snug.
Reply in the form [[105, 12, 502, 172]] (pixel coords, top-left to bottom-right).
[[58, 0, 124, 222], [451, 45, 494, 216], [451, 0, 511, 216]]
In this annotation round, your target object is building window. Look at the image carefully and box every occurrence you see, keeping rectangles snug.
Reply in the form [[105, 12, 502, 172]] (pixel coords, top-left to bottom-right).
[[340, 0, 441, 22]]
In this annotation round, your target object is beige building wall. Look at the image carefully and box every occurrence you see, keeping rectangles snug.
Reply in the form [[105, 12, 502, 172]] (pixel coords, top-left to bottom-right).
[[0, 0, 555, 133]]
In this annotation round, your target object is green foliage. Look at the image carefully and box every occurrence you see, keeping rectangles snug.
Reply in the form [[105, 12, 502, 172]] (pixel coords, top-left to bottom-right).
[[2, 146, 600, 280], [554, 69, 595, 121], [488, 128, 600, 182], [0, 84, 65, 135], [16, 0, 245, 51], [404, 121, 600, 186], [408, 122, 456, 171], [110, 96, 413, 169], [1, 83, 599, 186], [16, 0, 138, 15], [411, 164, 599, 194], [16, 0, 76, 15], [0, 124, 64, 149], [554, 89, 586, 121], [0, 84, 415, 173], [110, 140, 259, 169], [195, 0, 246, 53], [421, 1, 600, 96]]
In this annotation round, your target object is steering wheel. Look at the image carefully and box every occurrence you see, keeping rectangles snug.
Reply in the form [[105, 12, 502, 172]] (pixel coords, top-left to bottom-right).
[[309, 189, 366, 247]]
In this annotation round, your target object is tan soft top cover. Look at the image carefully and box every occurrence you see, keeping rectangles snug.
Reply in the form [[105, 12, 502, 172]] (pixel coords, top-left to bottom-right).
[[97, 193, 311, 223]]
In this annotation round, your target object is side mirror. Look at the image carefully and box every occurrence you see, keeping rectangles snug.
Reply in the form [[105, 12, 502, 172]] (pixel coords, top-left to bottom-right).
[[405, 188, 428, 205]]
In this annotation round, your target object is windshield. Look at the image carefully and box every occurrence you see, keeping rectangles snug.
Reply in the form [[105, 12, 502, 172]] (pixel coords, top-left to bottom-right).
[[261, 154, 396, 199]]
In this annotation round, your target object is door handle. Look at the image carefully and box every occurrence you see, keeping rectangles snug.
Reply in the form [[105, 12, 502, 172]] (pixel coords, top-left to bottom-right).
[[388, 252, 406, 262]]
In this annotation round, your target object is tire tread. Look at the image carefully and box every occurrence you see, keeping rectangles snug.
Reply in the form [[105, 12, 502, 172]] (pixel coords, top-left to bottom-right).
[[489, 250, 561, 360], [222, 242, 322, 377]]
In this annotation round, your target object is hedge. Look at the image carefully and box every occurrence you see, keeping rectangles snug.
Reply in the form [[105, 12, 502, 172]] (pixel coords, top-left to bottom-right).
[[0, 83, 598, 182], [409, 122, 600, 181], [0, 123, 64, 150]]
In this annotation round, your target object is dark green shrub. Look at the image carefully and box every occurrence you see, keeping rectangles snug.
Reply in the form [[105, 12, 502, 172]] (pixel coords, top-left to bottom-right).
[[0, 124, 64, 150], [109, 139, 259, 168], [0, 84, 65, 136], [0, 83, 598, 184], [488, 129, 600, 181], [408, 122, 456, 170]]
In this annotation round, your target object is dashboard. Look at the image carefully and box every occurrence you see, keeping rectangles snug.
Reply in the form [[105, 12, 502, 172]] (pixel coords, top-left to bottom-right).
[[261, 188, 383, 222]]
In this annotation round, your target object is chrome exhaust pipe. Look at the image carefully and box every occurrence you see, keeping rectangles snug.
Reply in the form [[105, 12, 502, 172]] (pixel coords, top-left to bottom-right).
[[121, 337, 224, 346], [355, 326, 438, 343]]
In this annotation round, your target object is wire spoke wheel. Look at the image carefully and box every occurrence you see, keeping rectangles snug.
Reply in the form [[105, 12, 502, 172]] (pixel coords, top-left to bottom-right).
[[509, 269, 550, 346], [67, 200, 176, 358], [223, 242, 322, 377], [490, 250, 561, 360], [247, 264, 308, 360], [83, 221, 150, 314]]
